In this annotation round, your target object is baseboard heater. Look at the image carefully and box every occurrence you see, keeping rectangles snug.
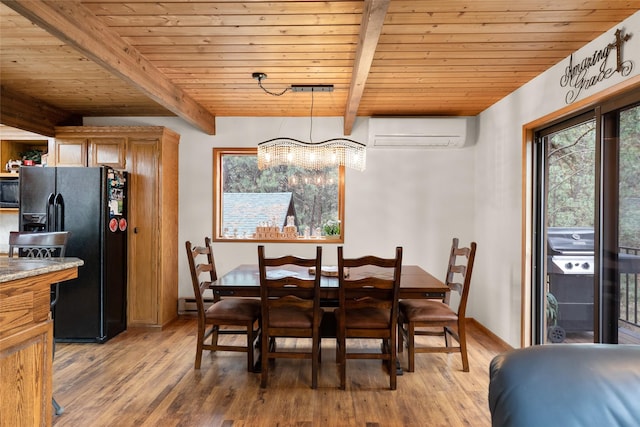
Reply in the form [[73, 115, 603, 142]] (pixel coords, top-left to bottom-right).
[[178, 297, 214, 314]]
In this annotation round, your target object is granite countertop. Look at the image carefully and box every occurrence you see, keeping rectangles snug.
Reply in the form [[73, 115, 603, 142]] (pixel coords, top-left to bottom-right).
[[0, 257, 84, 283]]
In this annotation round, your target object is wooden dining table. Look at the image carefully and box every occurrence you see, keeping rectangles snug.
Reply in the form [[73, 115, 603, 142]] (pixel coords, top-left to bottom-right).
[[210, 264, 448, 301], [209, 264, 448, 374]]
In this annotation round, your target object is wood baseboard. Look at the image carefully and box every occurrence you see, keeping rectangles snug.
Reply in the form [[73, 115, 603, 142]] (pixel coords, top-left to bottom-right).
[[467, 317, 513, 350]]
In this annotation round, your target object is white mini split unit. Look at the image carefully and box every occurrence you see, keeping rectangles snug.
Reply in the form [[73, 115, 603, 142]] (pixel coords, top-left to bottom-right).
[[368, 116, 478, 148]]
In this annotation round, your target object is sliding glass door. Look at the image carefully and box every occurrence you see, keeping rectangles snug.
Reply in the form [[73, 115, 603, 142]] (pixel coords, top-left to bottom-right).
[[535, 115, 597, 344], [608, 102, 640, 343], [533, 90, 640, 345]]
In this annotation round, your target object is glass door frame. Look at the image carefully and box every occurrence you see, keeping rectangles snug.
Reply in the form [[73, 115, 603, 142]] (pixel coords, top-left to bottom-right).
[[600, 91, 640, 342], [532, 111, 599, 344], [531, 87, 640, 345]]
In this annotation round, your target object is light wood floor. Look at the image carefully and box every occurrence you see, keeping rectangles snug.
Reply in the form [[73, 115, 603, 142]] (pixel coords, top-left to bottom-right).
[[51, 317, 511, 427]]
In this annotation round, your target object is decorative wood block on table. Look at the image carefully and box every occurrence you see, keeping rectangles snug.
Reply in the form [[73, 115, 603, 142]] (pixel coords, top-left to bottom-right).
[[308, 266, 349, 277]]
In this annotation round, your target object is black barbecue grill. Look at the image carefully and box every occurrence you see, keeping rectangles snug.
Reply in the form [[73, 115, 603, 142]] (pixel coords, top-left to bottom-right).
[[547, 227, 640, 342], [547, 227, 595, 342]]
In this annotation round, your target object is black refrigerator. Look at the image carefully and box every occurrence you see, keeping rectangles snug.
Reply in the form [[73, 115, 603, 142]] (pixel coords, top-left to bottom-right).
[[19, 166, 128, 343]]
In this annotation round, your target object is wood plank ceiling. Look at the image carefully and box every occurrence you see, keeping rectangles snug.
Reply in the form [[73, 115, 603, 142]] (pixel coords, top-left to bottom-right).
[[1, 1, 639, 136]]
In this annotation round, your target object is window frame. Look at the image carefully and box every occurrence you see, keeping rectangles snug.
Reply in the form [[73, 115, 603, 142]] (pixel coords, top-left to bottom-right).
[[213, 147, 345, 242]]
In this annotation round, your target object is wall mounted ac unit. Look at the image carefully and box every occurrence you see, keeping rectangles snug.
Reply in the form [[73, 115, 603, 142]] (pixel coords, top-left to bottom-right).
[[368, 116, 478, 148]]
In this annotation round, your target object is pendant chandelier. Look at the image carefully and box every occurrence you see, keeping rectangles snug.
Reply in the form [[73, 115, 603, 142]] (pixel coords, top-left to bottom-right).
[[253, 72, 366, 172]]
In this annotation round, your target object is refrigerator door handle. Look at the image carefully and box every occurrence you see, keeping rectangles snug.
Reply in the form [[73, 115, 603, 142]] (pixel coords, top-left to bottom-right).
[[54, 193, 65, 231], [47, 193, 56, 232]]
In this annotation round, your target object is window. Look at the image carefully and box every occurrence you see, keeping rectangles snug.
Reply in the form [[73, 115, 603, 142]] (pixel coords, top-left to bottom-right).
[[213, 148, 344, 242]]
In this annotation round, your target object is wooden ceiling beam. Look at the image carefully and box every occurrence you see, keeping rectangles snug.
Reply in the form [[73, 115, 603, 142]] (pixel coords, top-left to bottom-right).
[[0, 85, 81, 137], [2, 0, 216, 135], [344, 0, 389, 135]]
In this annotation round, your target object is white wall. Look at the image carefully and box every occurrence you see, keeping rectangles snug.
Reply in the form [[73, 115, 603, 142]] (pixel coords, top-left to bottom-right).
[[86, 10, 640, 348], [472, 11, 640, 347], [85, 114, 475, 307], [0, 211, 19, 253]]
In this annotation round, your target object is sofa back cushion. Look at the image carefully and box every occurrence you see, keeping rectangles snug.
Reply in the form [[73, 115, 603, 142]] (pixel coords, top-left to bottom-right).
[[489, 344, 640, 427]]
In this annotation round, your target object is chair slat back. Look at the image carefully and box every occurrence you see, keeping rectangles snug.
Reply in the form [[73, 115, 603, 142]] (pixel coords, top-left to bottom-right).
[[8, 231, 69, 258], [185, 237, 218, 318], [337, 247, 403, 313], [443, 238, 477, 316], [258, 245, 322, 320]]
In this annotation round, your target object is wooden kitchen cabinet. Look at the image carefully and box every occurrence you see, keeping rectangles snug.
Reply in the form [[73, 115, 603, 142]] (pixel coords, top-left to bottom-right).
[[0, 321, 52, 427], [53, 138, 87, 167], [126, 129, 180, 328], [89, 137, 126, 168], [0, 134, 49, 176], [54, 129, 126, 169], [53, 126, 180, 329], [0, 261, 81, 427]]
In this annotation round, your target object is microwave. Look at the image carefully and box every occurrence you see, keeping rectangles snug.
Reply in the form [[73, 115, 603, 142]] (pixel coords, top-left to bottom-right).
[[0, 178, 19, 208]]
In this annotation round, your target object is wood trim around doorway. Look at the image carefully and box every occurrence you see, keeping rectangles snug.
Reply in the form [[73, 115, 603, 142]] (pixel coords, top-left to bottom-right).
[[520, 75, 640, 348]]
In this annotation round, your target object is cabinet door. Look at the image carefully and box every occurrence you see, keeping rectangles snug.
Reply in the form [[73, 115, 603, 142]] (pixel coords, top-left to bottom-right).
[[0, 321, 53, 427], [126, 139, 159, 326], [55, 139, 87, 167], [88, 137, 126, 169]]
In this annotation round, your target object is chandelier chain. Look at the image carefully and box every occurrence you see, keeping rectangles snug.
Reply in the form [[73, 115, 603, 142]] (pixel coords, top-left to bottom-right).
[[257, 76, 290, 96]]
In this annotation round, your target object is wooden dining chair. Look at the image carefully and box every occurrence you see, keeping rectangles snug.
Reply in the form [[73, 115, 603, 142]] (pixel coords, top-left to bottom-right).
[[185, 237, 261, 372], [257, 245, 323, 389], [336, 246, 403, 390], [398, 238, 477, 372], [8, 230, 70, 416]]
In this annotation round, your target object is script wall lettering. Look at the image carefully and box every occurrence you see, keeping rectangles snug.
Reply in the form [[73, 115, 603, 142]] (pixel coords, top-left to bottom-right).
[[560, 28, 634, 104]]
